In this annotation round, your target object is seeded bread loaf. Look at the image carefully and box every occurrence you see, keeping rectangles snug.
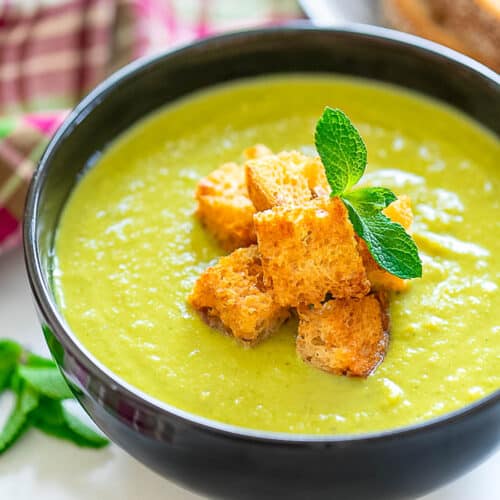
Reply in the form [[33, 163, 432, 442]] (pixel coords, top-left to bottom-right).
[[383, 0, 500, 71]]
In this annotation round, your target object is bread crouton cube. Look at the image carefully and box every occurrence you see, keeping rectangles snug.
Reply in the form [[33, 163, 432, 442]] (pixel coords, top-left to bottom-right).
[[195, 162, 256, 252], [301, 156, 331, 198], [188, 245, 290, 345], [254, 197, 370, 307], [297, 294, 389, 377], [245, 151, 313, 211], [383, 195, 413, 229], [359, 195, 414, 292], [243, 144, 272, 160], [245, 150, 331, 212]]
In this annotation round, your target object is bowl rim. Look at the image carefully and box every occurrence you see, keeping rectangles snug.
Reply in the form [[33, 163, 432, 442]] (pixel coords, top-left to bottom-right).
[[24, 22, 500, 445]]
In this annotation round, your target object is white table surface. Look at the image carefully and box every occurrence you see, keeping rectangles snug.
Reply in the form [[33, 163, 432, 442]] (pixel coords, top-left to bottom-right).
[[1, 248, 499, 499]]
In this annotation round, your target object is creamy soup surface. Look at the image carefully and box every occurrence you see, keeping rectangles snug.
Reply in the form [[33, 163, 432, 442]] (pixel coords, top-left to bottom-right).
[[54, 76, 500, 434]]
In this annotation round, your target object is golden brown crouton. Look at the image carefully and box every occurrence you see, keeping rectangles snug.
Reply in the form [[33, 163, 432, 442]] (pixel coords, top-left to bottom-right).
[[297, 294, 389, 377], [188, 245, 290, 345], [243, 144, 272, 160], [195, 162, 256, 252], [383, 195, 413, 229], [359, 195, 414, 292], [254, 197, 370, 307], [245, 151, 314, 212], [245, 150, 330, 211], [301, 156, 331, 198]]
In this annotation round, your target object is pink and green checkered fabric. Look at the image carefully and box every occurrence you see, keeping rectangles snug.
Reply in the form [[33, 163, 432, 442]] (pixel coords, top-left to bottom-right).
[[0, 0, 302, 255]]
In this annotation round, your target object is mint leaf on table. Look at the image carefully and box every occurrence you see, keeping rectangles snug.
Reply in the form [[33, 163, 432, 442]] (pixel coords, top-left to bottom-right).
[[18, 365, 74, 400], [314, 107, 367, 195], [60, 407, 109, 448], [25, 351, 57, 368], [30, 398, 65, 427], [0, 384, 39, 453], [0, 340, 109, 454], [0, 340, 22, 391], [315, 107, 422, 279], [32, 399, 109, 448]]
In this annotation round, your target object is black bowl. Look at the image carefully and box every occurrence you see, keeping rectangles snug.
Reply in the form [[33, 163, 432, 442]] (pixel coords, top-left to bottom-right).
[[24, 24, 500, 500]]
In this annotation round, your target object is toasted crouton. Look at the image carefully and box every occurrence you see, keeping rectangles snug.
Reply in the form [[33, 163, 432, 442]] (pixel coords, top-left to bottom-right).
[[302, 156, 331, 198], [188, 245, 290, 345], [254, 197, 370, 307], [297, 294, 389, 377], [245, 151, 314, 211], [383, 195, 413, 229], [245, 150, 330, 211], [195, 162, 256, 252], [359, 195, 414, 292], [243, 144, 272, 160]]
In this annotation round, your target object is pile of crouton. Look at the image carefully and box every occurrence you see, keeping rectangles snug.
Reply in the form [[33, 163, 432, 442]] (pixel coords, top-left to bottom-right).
[[188, 145, 414, 377]]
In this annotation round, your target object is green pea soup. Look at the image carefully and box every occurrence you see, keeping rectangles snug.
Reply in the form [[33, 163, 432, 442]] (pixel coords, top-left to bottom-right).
[[53, 76, 500, 434]]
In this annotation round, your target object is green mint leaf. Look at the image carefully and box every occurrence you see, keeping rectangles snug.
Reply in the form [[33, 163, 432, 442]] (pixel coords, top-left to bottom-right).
[[343, 199, 422, 279], [0, 340, 22, 392], [25, 352, 56, 368], [0, 343, 108, 454], [18, 365, 73, 400], [34, 420, 87, 445], [314, 107, 367, 196], [32, 399, 109, 448], [61, 408, 109, 448], [31, 399, 65, 426], [343, 187, 397, 216], [0, 383, 39, 454]]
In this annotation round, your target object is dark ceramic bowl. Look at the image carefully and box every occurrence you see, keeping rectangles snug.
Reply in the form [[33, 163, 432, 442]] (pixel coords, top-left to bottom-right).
[[24, 24, 499, 500]]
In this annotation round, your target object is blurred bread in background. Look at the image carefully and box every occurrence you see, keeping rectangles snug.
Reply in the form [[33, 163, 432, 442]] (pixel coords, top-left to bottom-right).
[[383, 0, 500, 72]]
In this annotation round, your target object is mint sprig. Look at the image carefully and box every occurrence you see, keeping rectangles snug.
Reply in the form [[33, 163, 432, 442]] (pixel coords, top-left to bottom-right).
[[315, 108, 367, 195], [0, 384, 38, 452], [315, 107, 422, 279], [17, 365, 74, 400], [0, 341, 21, 392], [31, 399, 109, 448], [0, 339, 109, 454]]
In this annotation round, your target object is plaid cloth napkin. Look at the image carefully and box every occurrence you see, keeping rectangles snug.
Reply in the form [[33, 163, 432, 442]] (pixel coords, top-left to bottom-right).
[[0, 0, 301, 255]]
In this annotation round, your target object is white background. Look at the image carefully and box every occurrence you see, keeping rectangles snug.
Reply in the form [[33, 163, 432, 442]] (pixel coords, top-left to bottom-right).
[[1, 248, 499, 499]]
